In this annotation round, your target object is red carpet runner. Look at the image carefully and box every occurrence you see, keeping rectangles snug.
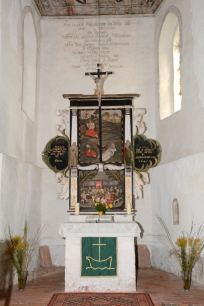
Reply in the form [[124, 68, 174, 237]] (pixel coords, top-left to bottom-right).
[[48, 292, 155, 306]]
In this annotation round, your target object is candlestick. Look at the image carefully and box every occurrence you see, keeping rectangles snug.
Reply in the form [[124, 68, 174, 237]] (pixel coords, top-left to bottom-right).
[[75, 203, 80, 215], [126, 202, 131, 215]]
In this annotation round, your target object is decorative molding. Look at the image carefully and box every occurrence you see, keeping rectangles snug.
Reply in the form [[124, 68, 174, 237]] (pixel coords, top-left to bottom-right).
[[132, 107, 161, 198], [77, 164, 99, 171], [125, 176, 132, 207], [133, 171, 149, 199], [72, 109, 77, 116], [133, 108, 146, 135], [70, 179, 78, 208], [56, 173, 69, 200], [55, 109, 70, 134], [125, 107, 130, 115], [104, 164, 125, 171]]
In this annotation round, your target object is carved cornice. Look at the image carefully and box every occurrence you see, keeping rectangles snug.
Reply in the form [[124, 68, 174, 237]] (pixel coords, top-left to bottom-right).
[[63, 94, 140, 100]]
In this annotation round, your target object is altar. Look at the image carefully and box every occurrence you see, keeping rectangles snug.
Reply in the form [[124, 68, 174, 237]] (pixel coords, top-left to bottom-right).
[[59, 221, 140, 292], [42, 67, 161, 293]]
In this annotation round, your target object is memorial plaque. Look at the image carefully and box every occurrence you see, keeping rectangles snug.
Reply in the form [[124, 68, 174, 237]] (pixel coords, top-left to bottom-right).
[[42, 135, 70, 175], [133, 134, 161, 172]]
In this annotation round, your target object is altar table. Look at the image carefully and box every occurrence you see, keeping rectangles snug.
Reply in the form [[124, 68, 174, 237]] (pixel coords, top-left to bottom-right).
[[59, 221, 140, 292]]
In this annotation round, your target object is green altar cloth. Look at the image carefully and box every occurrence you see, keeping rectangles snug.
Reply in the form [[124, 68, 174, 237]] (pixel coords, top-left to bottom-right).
[[81, 237, 117, 277]]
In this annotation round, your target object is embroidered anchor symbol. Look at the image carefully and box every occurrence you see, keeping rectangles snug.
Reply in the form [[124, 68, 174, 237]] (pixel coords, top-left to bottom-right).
[[86, 237, 115, 270]]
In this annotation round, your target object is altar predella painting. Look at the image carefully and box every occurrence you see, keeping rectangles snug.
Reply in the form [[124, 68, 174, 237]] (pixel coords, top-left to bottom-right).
[[79, 170, 125, 212]]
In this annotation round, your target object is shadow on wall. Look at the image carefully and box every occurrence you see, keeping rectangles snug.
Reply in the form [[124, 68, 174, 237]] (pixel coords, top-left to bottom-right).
[[0, 240, 13, 305]]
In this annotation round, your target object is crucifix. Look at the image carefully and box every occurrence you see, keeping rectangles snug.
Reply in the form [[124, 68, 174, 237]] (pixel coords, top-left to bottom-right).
[[85, 64, 113, 165], [85, 63, 113, 107]]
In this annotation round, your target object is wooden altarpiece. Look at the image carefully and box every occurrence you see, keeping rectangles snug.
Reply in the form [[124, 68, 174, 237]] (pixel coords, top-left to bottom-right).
[[63, 94, 139, 214]]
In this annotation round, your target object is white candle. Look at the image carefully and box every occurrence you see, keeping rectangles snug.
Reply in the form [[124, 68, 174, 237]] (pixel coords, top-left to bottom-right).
[[75, 203, 80, 215], [126, 202, 131, 215]]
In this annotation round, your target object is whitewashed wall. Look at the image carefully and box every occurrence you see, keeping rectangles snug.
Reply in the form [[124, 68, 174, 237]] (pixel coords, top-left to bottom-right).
[[38, 15, 156, 264], [151, 0, 204, 284], [0, 0, 41, 288]]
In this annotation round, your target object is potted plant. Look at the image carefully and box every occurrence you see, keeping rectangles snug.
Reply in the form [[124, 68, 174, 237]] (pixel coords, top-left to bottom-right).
[[4, 221, 44, 290], [94, 197, 113, 215], [155, 214, 204, 291]]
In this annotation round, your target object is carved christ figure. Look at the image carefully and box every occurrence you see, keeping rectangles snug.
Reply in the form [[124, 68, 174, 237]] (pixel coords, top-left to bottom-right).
[[88, 72, 109, 106]]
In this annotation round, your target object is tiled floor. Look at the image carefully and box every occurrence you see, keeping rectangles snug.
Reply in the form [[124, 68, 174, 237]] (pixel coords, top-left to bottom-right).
[[136, 269, 204, 306], [0, 267, 204, 306]]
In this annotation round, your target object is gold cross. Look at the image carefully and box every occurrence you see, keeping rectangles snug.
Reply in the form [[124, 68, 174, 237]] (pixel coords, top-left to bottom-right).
[[92, 237, 106, 261]]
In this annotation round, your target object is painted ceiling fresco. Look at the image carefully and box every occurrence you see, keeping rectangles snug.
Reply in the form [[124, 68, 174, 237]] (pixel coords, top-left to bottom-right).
[[34, 0, 163, 16]]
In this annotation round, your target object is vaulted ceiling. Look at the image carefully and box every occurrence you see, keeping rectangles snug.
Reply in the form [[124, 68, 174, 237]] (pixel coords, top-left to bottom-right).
[[34, 0, 163, 17]]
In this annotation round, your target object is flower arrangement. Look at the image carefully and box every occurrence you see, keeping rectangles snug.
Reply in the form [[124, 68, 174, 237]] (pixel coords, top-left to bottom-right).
[[4, 221, 44, 289], [175, 236, 204, 275], [94, 197, 113, 214], [155, 214, 204, 290]]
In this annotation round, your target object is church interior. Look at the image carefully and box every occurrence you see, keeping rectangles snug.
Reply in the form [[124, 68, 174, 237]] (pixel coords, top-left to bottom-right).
[[1, 0, 204, 304]]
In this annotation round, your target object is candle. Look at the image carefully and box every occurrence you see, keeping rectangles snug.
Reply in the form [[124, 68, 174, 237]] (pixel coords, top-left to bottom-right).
[[126, 202, 131, 215], [75, 203, 80, 215]]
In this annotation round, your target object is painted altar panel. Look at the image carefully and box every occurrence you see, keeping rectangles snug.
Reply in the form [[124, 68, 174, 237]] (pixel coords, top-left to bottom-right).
[[79, 109, 100, 164], [79, 169, 125, 212], [67, 95, 135, 213], [101, 109, 124, 164], [78, 109, 124, 165]]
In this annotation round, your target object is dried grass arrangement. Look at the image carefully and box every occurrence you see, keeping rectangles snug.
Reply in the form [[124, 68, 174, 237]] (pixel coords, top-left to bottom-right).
[[155, 214, 204, 290]]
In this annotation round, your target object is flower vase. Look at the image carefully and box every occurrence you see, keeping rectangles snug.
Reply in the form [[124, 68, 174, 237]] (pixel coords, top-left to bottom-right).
[[182, 271, 191, 291], [98, 211, 104, 216], [18, 271, 28, 290]]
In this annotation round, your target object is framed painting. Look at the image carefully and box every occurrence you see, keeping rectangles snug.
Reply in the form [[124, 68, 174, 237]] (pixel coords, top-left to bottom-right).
[[78, 169, 125, 212], [78, 109, 100, 165], [78, 108, 124, 165], [101, 109, 124, 164]]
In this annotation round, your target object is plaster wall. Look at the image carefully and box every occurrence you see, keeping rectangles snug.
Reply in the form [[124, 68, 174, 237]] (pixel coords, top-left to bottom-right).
[[150, 152, 204, 284], [0, 153, 42, 288], [0, 0, 40, 164], [0, 0, 42, 286], [41, 169, 68, 266], [38, 15, 156, 264], [38, 15, 156, 169], [150, 0, 204, 283], [155, 0, 204, 164], [0, 152, 42, 239]]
